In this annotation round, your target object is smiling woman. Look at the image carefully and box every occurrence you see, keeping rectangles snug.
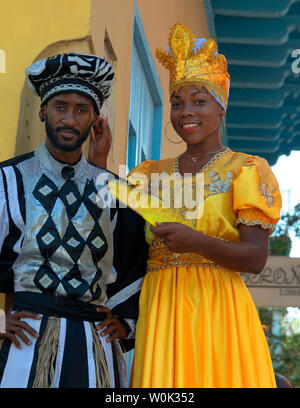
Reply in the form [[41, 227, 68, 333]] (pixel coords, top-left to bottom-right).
[[124, 23, 282, 388], [170, 86, 225, 175]]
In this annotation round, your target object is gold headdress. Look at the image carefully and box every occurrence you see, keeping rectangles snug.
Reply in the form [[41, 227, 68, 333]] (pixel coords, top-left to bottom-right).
[[156, 23, 230, 110]]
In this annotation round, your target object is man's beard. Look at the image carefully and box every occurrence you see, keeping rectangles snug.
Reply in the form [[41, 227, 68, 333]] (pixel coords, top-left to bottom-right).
[[45, 118, 91, 152]]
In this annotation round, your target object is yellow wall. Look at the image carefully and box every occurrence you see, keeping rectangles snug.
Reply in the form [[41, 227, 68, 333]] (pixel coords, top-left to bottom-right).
[[0, 0, 91, 161], [0, 0, 92, 309]]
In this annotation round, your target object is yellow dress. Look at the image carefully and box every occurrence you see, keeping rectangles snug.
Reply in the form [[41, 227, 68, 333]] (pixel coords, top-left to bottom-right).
[[128, 149, 282, 388]]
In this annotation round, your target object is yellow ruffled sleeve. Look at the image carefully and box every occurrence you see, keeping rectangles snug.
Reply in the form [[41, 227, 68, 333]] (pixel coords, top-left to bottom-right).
[[233, 157, 282, 233], [127, 161, 155, 187]]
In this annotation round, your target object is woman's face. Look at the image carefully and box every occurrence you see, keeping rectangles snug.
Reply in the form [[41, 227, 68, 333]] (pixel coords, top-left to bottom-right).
[[170, 85, 225, 148]]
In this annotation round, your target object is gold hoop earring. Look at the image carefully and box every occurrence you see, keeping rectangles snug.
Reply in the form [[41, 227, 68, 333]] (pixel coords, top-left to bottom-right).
[[218, 124, 222, 140], [220, 117, 226, 140], [218, 117, 225, 139], [164, 121, 183, 144]]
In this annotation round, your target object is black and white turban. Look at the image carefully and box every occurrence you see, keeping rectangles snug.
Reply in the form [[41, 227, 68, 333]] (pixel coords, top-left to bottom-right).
[[26, 53, 114, 114]]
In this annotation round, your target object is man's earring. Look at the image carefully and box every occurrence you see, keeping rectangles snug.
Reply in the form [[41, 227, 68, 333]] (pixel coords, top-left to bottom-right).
[[40, 117, 45, 123]]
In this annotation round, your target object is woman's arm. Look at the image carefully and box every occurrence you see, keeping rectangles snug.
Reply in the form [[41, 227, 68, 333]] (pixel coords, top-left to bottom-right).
[[150, 222, 269, 275]]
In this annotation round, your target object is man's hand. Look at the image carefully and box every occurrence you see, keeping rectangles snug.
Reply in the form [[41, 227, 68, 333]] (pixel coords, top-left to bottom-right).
[[95, 306, 128, 343], [0, 311, 41, 349], [88, 117, 112, 169]]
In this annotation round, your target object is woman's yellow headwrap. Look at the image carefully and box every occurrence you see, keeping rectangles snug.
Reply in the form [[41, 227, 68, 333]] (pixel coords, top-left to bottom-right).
[[156, 23, 230, 110]]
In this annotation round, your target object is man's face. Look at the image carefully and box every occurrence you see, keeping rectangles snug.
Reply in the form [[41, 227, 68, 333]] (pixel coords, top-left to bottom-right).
[[41, 92, 97, 153]]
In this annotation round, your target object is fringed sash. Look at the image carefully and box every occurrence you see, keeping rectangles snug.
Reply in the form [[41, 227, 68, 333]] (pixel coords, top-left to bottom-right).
[[12, 292, 125, 388]]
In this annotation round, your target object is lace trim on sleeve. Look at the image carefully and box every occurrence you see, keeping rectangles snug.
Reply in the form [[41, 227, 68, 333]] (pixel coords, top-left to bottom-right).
[[236, 207, 275, 234]]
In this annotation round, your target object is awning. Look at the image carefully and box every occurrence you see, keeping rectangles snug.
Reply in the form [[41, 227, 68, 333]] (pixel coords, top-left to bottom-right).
[[206, 0, 300, 165]]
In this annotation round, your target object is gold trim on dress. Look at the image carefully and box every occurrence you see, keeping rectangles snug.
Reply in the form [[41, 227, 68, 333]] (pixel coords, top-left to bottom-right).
[[147, 262, 221, 272], [173, 147, 231, 176], [148, 238, 221, 271], [236, 217, 275, 233], [258, 181, 277, 208]]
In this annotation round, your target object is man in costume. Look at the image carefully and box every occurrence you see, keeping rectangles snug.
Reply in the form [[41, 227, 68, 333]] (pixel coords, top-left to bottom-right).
[[0, 53, 148, 388]]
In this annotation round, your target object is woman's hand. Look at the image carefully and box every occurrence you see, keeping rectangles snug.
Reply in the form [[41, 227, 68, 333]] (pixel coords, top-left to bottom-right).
[[95, 306, 128, 343], [88, 117, 112, 169], [150, 222, 198, 253], [0, 311, 41, 349], [150, 222, 270, 275]]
